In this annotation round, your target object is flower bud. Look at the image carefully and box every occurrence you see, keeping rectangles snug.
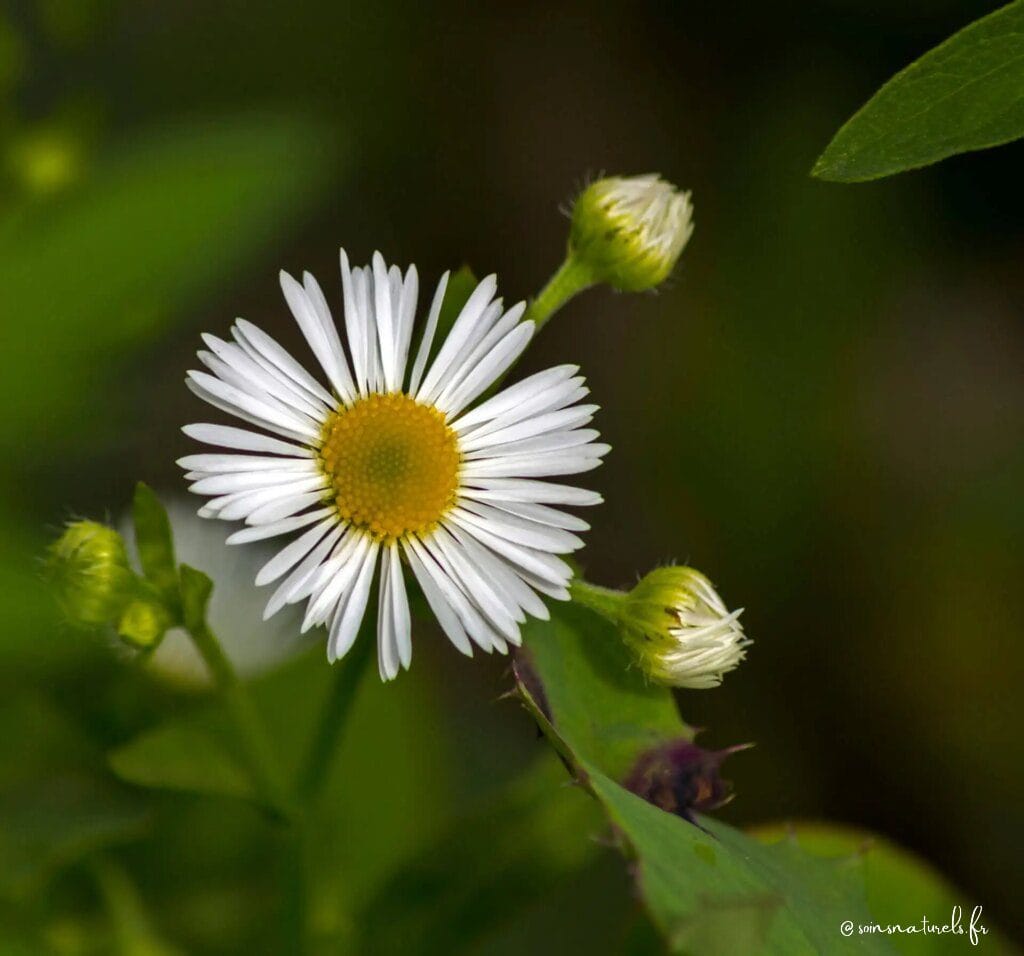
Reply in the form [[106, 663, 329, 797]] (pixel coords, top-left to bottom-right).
[[117, 599, 173, 649], [47, 521, 137, 628], [569, 174, 694, 292], [623, 566, 749, 688], [625, 738, 750, 821]]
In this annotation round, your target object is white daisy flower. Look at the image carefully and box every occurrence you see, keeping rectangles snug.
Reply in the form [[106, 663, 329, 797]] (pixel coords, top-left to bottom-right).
[[180, 250, 608, 680]]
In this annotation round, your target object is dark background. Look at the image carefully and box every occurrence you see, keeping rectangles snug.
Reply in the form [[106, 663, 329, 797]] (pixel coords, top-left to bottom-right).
[[2, 0, 1022, 950]]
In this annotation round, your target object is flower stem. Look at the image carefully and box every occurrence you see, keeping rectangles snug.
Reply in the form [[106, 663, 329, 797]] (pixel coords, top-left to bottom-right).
[[186, 616, 292, 820], [569, 577, 627, 624], [524, 254, 596, 332], [297, 630, 374, 804]]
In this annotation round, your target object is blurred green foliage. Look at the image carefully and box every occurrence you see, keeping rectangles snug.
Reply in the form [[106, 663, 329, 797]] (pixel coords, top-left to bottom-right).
[[1, 0, 1022, 952]]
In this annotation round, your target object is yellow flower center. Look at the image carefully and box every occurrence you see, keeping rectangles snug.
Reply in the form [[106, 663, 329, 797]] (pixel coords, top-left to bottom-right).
[[320, 393, 460, 542]]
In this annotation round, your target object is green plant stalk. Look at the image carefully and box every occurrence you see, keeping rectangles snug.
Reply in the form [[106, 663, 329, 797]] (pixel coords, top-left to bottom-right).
[[524, 254, 596, 332], [298, 628, 374, 803], [186, 615, 292, 819], [569, 577, 627, 624]]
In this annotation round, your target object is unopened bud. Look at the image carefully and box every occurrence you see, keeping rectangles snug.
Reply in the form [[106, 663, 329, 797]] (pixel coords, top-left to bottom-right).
[[570, 174, 694, 292], [623, 566, 749, 688], [47, 520, 172, 648], [47, 521, 136, 628]]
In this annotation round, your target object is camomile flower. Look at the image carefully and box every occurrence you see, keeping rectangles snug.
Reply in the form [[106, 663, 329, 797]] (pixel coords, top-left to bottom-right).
[[180, 251, 608, 680]]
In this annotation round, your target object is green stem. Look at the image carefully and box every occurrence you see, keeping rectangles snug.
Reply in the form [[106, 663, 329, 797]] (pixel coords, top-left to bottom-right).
[[569, 577, 627, 624], [187, 617, 292, 820], [91, 857, 171, 956], [524, 254, 596, 332], [298, 631, 374, 804]]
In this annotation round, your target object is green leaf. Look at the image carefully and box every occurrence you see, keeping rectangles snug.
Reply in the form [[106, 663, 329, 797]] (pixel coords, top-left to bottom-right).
[[132, 483, 179, 610], [586, 771, 890, 955], [750, 824, 1017, 955], [516, 606, 895, 954], [108, 709, 254, 803], [178, 564, 213, 634], [0, 696, 148, 902], [516, 601, 691, 782], [0, 113, 337, 446], [813, 0, 1024, 181], [355, 754, 604, 955]]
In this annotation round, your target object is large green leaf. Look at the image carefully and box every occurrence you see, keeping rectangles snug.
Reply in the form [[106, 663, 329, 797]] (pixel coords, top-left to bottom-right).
[[515, 605, 895, 954], [587, 771, 890, 955], [354, 754, 604, 955], [108, 708, 254, 803], [0, 696, 148, 902], [813, 0, 1024, 181], [515, 601, 691, 781], [0, 113, 336, 446], [751, 824, 1017, 955]]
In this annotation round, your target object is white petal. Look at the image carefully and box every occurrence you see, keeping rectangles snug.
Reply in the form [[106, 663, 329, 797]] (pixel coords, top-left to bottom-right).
[[436, 321, 535, 418], [233, 318, 336, 407], [246, 488, 328, 525], [463, 429, 600, 461], [302, 270, 356, 400], [445, 511, 572, 587], [255, 517, 336, 586], [188, 470, 321, 495], [327, 540, 379, 663], [302, 531, 368, 627], [356, 267, 384, 393], [389, 545, 412, 670], [442, 521, 548, 622], [458, 477, 603, 507], [199, 336, 327, 424], [416, 274, 498, 402], [419, 300, 503, 406], [430, 527, 521, 640], [280, 270, 354, 402], [472, 499, 590, 532], [264, 525, 345, 619], [407, 271, 449, 395], [460, 406, 598, 453], [372, 252, 399, 392], [435, 304, 524, 402], [340, 249, 369, 393], [450, 365, 577, 433], [187, 371, 320, 441], [406, 536, 504, 653], [402, 538, 473, 656], [457, 381, 589, 443], [178, 453, 316, 474], [395, 266, 418, 390], [226, 507, 335, 543], [182, 423, 313, 457], [453, 502, 584, 553], [376, 543, 398, 680], [460, 446, 609, 479]]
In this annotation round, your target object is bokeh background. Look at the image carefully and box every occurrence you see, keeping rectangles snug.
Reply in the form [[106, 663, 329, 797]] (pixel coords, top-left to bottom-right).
[[2, 0, 1022, 952]]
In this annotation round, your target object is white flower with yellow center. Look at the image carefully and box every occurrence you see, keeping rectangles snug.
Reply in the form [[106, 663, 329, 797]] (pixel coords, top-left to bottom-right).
[[180, 251, 608, 679]]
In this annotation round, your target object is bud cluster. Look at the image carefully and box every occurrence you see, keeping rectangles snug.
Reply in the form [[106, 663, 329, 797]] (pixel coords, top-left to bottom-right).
[[47, 520, 171, 648]]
